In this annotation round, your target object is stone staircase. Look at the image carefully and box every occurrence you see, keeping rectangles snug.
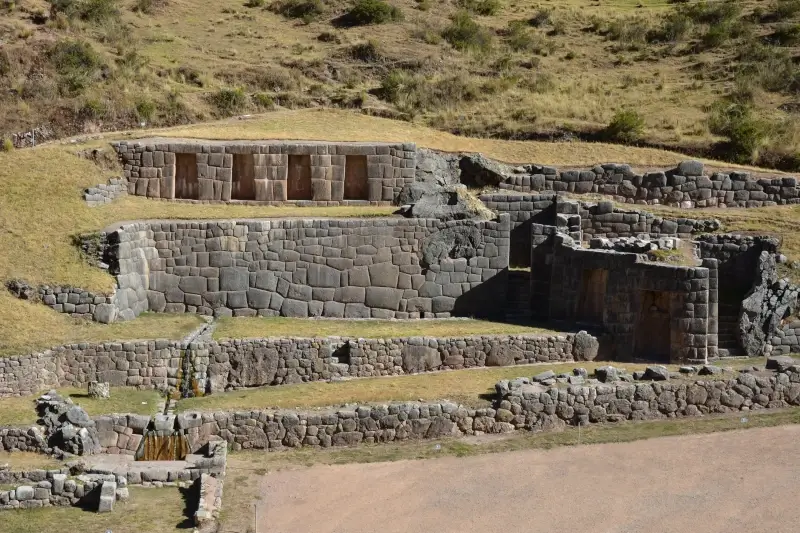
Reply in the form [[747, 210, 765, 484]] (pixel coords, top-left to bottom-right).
[[505, 270, 532, 323], [716, 302, 743, 358]]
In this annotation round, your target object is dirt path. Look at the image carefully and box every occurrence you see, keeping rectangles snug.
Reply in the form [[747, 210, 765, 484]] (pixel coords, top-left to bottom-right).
[[255, 425, 800, 533]]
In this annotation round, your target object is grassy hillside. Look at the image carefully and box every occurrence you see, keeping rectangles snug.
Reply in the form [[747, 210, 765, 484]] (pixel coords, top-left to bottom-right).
[[4, 0, 800, 167]]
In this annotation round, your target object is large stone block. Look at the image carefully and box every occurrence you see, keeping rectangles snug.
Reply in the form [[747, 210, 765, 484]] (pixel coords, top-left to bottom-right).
[[179, 276, 207, 295], [344, 303, 370, 318], [364, 287, 403, 310], [220, 267, 249, 291], [335, 286, 365, 303], [307, 263, 341, 288], [368, 262, 400, 287], [402, 345, 442, 373], [281, 298, 309, 317], [247, 288, 272, 309]]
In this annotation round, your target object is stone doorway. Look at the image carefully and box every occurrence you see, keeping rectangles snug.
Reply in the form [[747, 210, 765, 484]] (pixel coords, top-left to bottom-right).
[[232, 154, 256, 200], [287, 154, 313, 200], [174, 153, 198, 199], [577, 268, 607, 323], [344, 155, 369, 200], [634, 290, 672, 362]]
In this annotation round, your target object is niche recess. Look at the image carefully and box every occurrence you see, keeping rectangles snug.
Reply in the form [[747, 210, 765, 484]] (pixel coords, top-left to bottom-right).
[[344, 155, 369, 200], [174, 153, 198, 200], [287, 154, 313, 200]]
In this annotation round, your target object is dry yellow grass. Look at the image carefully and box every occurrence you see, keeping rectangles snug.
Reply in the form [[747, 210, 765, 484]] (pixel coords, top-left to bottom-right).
[[0, 311, 203, 357], [0, 451, 62, 471], [0, 387, 162, 426], [176, 361, 652, 413], [97, 109, 702, 167], [213, 317, 556, 340]]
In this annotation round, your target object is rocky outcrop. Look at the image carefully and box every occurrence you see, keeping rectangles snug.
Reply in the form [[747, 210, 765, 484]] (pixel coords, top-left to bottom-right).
[[739, 252, 800, 357], [36, 391, 100, 457]]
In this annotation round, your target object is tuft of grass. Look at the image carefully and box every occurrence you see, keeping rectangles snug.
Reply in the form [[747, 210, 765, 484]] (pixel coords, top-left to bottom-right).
[[457, 0, 501, 16], [602, 109, 646, 144], [442, 10, 492, 53], [269, 0, 323, 22], [208, 87, 248, 116], [1, 137, 13, 152], [342, 0, 402, 26]]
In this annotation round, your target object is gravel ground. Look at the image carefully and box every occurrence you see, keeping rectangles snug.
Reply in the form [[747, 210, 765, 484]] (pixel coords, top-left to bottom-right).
[[257, 425, 800, 533]]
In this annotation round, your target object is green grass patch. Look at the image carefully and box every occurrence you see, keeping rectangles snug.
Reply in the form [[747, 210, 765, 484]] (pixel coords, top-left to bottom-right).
[[0, 387, 162, 426], [213, 317, 557, 340], [2, 487, 190, 533]]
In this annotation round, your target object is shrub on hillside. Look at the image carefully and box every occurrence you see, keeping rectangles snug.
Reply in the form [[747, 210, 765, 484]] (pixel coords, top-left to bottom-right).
[[50, 40, 103, 96], [341, 0, 402, 26], [245, 0, 265, 7], [602, 110, 645, 144], [269, 0, 323, 22], [378, 70, 477, 114], [133, 0, 168, 14], [528, 8, 550, 27], [442, 11, 492, 53], [135, 99, 156, 122], [457, 0, 501, 16], [49, 0, 119, 22], [708, 101, 769, 164], [348, 40, 382, 62], [209, 87, 248, 115], [1, 138, 13, 152], [506, 20, 535, 52], [768, 24, 800, 46]]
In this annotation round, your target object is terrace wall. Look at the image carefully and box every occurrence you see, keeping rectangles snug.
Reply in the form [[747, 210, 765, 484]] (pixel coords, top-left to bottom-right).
[[113, 139, 416, 204], [0, 332, 597, 398]]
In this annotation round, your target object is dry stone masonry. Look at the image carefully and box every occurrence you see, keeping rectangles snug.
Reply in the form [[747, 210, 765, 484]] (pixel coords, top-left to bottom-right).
[[113, 139, 416, 204], [99, 216, 511, 320], [0, 331, 597, 398]]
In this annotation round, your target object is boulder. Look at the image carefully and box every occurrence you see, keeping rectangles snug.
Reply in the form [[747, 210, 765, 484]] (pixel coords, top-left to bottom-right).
[[573, 331, 599, 361], [486, 345, 522, 367], [739, 251, 799, 357], [5, 279, 37, 301], [698, 364, 722, 375], [226, 345, 280, 387], [595, 366, 620, 383], [533, 370, 556, 383], [421, 225, 483, 267], [766, 355, 797, 372], [643, 365, 670, 381], [459, 153, 510, 187], [399, 184, 495, 221], [402, 345, 442, 373]]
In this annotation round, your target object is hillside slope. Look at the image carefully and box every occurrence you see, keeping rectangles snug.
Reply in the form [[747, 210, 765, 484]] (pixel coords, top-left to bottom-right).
[[3, 0, 800, 167]]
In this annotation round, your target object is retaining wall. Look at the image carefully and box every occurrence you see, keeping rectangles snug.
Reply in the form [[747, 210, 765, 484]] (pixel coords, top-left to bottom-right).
[[481, 193, 719, 267], [94, 366, 800, 453], [110, 216, 510, 321], [497, 161, 800, 208], [0, 331, 595, 397], [113, 139, 416, 204]]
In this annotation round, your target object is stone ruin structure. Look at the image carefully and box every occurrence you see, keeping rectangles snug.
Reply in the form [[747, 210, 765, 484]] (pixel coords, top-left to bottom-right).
[[8, 139, 798, 370], [5, 138, 800, 529]]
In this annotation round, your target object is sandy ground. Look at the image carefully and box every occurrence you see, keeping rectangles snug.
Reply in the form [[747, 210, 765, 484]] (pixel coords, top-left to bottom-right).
[[256, 425, 800, 533]]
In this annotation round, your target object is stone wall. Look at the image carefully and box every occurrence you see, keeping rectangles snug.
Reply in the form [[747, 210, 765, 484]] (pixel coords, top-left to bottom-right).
[[93, 365, 800, 452], [106, 216, 510, 320], [200, 332, 595, 392], [481, 193, 719, 267], [113, 139, 415, 204], [0, 331, 596, 397], [84, 177, 129, 207], [545, 235, 710, 364], [495, 160, 800, 208], [0, 427, 45, 453]]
